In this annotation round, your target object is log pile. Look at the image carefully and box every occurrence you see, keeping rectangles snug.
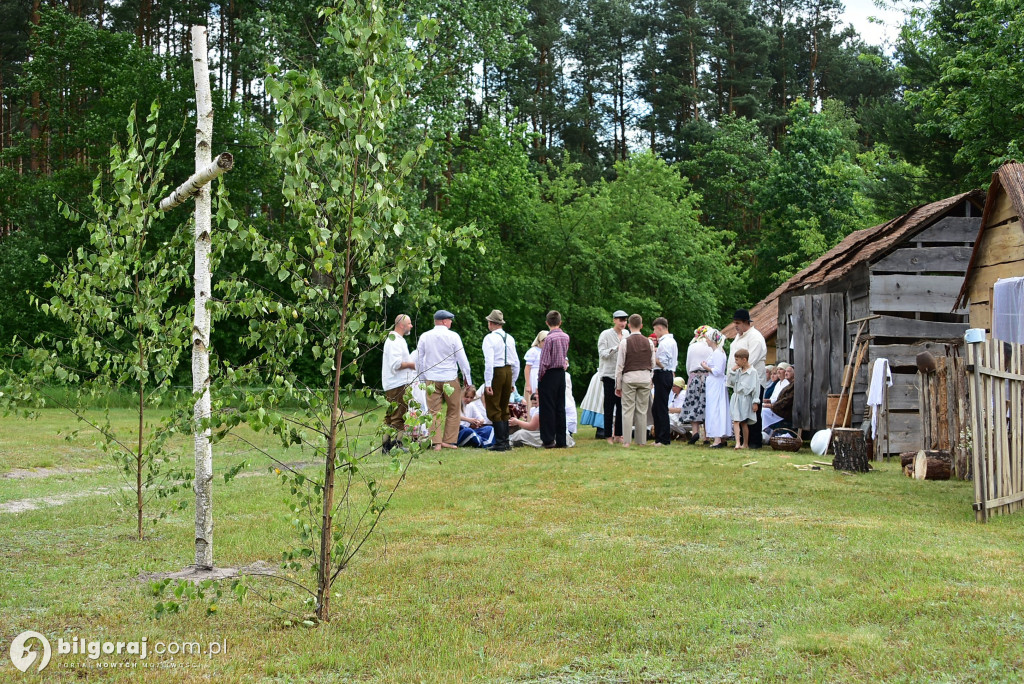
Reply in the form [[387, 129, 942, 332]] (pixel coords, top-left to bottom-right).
[[900, 450, 952, 480], [832, 428, 871, 472]]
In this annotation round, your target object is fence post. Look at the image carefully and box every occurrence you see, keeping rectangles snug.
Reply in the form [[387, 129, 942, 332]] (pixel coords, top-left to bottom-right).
[[968, 340, 988, 522]]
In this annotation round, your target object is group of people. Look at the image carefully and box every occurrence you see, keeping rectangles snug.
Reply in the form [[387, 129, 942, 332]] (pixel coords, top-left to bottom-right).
[[381, 306, 796, 454], [381, 309, 576, 453], [584, 309, 796, 449]]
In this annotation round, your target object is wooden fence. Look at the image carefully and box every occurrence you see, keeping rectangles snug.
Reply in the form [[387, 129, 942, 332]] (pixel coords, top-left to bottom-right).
[[967, 338, 1024, 521]]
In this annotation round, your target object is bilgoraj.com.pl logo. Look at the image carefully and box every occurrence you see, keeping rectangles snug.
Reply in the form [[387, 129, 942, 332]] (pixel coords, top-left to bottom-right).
[[8, 630, 226, 672], [8, 631, 51, 673]]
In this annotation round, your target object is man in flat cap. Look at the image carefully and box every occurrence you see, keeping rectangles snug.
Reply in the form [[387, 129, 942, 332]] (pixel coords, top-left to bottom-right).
[[417, 310, 473, 451], [727, 308, 767, 448], [597, 310, 629, 444], [482, 309, 520, 451]]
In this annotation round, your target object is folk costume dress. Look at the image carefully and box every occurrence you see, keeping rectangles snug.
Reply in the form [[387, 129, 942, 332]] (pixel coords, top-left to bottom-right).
[[703, 347, 731, 439], [679, 330, 713, 424]]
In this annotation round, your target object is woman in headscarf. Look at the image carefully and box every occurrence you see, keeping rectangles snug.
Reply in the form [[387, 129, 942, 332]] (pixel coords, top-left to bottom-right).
[[523, 330, 548, 405], [678, 325, 714, 444], [701, 328, 730, 448]]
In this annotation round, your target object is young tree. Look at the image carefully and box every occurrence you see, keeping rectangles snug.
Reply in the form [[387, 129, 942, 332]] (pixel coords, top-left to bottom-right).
[[680, 114, 770, 253], [3, 104, 192, 540], [219, 0, 475, 622], [756, 98, 870, 292], [904, 0, 1024, 185]]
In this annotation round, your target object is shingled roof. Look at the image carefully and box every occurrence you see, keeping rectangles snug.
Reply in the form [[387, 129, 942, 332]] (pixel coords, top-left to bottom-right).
[[724, 190, 986, 340], [955, 163, 1024, 308]]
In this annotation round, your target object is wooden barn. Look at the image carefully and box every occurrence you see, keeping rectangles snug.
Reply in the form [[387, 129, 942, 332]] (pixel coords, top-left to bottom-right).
[[955, 162, 1024, 334], [741, 191, 985, 454]]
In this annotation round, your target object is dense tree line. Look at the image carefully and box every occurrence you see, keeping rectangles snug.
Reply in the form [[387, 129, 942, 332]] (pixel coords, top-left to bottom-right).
[[1, 0, 1021, 382]]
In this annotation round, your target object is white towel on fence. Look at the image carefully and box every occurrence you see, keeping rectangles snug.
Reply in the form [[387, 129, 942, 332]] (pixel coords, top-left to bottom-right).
[[993, 277, 1024, 344], [866, 358, 893, 439]]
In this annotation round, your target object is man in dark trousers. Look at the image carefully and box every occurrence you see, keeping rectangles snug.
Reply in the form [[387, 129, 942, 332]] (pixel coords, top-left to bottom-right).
[[651, 317, 678, 446], [537, 310, 570, 448]]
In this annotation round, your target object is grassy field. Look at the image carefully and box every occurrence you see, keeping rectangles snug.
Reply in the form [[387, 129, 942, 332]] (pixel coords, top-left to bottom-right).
[[2, 409, 1024, 683]]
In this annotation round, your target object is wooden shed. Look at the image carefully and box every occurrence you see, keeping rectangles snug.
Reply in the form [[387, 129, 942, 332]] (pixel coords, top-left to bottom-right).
[[765, 191, 985, 454], [955, 162, 1024, 331]]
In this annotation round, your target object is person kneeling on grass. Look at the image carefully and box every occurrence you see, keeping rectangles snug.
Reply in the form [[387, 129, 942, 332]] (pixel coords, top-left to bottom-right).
[[728, 348, 759, 449], [509, 393, 576, 448], [457, 385, 495, 448], [668, 377, 689, 440]]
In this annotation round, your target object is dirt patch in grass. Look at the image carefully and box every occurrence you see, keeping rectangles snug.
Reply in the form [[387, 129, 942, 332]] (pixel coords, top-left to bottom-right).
[[136, 560, 278, 583], [1, 465, 101, 479], [0, 461, 320, 515], [0, 486, 119, 513]]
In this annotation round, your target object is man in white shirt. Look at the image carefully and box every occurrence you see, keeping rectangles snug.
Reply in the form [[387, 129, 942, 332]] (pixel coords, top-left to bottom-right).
[[381, 314, 416, 453], [651, 317, 678, 446], [597, 310, 629, 444], [417, 310, 473, 451], [727, 309, 767, 448], [482, 309, 520, 452]]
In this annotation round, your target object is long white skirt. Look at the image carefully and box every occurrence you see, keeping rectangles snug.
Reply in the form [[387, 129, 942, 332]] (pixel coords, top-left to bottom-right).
[[510, 429, 576, 448], [704, 373, 731, 438]]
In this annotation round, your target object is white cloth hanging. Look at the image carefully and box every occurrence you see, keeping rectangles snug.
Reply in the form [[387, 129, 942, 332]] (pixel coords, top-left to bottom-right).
[[993, 277, 1024, 344], [866, 358, 893, 439]]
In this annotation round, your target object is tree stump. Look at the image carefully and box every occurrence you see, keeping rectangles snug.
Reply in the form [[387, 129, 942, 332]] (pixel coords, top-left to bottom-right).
[[832, 428, 870, 472]]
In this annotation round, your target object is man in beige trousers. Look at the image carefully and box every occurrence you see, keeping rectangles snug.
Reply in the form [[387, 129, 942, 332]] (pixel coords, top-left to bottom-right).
[[416, 310, 472, 451], [615, 314, 656, 447]]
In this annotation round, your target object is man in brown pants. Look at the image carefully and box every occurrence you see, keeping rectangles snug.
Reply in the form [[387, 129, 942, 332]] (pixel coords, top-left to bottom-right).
[[416, 310, 473, 451], [482, 309, 520, 451], [381, 314, 416, 453]]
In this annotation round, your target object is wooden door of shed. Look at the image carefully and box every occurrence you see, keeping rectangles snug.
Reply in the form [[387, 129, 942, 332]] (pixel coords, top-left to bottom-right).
[[791, 293, 847, 431]]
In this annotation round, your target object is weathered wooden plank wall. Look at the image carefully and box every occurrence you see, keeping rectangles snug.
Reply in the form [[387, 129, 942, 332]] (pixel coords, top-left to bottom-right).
[[792, 296, 811, 430], [791, 292, 845, 431], [914, 216, 981, 243], [869, 275, 969, 314], [871, 246, 973, 273], [965, 215, 1024, 331]]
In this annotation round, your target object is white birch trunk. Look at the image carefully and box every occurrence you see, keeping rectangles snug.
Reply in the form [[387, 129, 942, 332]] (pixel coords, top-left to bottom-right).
[[159, 153, 233, 212], [192, 24, 215, 570]]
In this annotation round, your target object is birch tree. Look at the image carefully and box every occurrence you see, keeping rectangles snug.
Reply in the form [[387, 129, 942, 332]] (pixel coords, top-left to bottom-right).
[[217, 0, 477, 623], [2, 103, 192, 540], [157, 24, 234, 572]]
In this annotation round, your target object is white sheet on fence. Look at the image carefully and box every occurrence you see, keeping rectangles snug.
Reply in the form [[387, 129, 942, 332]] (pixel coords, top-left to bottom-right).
[[993, 277, 1024, 344], [866, 358, 893, 439]]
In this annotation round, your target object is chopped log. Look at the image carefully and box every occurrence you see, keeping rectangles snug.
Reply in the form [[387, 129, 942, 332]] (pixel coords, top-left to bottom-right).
[[900, 450, 952, 468], [903, 450, 952, 480], [832, 428, 870, 472]]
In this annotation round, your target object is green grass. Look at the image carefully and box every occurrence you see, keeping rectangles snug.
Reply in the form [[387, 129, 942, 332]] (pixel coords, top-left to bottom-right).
[[2, 409, 1024, 682]]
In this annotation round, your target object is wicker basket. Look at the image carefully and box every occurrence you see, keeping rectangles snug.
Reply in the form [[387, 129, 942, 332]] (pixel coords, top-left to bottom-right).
[[770, 428, 803, 452]]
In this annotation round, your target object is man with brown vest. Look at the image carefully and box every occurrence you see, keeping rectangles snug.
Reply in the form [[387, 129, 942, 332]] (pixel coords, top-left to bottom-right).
[[615, 314, 656, 447]]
